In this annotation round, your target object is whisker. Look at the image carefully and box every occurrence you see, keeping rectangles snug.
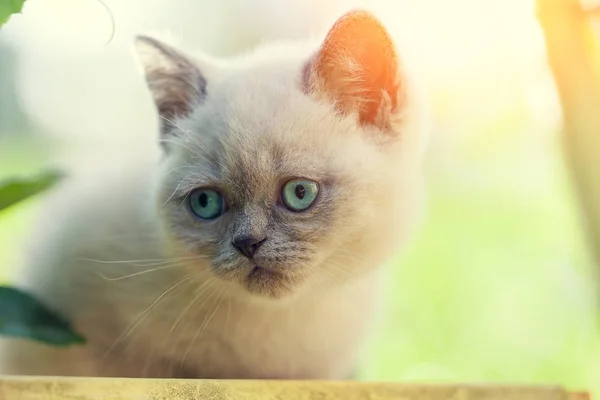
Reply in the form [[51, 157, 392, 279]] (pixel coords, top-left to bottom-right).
[[168, 280, 218, 375], [139, 270, 211, 377], [179, 182, 200, 208], [165, 275, 220, 376], [181, 287, 224, 369], [81, 255, 206, 266], [162, 174, 194, 207], [322, 261, 355, 278], [160, 115, 210, 154], [162, 164, 198, 176], [159, 115, 188, 135], [336, 247, 363, 259], [169, 275, 218, 335], [158, 138, 205, 159], [100, 275, 194, 363], [96, 263, 184, 281], [314, 265, 339, 287]]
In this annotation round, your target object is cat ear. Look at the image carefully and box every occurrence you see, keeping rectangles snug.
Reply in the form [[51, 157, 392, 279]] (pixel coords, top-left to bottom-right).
[[305, 11, 403, 131], [134, 35, 207, 135]]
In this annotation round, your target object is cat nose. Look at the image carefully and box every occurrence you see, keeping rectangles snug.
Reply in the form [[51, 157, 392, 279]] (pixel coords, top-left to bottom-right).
[[232, 236, 267, 259]]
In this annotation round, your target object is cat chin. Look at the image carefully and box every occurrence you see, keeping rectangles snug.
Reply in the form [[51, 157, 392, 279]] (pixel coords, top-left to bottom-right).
[[242, 266, 307, 300], [213, 265, 307, 300]]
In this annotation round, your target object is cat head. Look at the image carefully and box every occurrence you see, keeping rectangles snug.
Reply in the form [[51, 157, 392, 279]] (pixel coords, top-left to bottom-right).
[[135, 10, 427, 299]]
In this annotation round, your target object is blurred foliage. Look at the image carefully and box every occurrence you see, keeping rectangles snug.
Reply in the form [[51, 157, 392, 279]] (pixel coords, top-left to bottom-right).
[[0, 0, 25, 28], [0, 171, 62, 212], [0, 0, 84, 349], [0, 172, 85, 346], [0, 286, 85, 346], [358, 108, 599, 395]]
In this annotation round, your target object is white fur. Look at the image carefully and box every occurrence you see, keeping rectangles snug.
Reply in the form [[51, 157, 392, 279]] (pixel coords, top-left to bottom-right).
[[0, 3, 429, 379]]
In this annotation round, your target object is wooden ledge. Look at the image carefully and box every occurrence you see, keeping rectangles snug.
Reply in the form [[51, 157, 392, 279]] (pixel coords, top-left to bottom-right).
[[0, 376, 590, 400]]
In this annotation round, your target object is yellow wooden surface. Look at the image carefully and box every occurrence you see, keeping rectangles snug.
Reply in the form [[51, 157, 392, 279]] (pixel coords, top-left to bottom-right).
[[0, 377, 589, 400]]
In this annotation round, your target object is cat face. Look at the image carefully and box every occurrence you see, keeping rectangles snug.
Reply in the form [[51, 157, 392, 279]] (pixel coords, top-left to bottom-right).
[[136, 11, 427, 299]]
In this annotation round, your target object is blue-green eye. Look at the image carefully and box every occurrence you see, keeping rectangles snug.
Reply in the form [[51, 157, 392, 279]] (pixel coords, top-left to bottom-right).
[[281, 179, 319, 212], [188, 189, 225, 220]]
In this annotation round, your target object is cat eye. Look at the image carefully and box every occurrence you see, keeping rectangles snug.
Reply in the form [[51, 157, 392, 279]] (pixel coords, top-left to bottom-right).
[[188, 188, 225, 220], [281, 179, 319, 212]]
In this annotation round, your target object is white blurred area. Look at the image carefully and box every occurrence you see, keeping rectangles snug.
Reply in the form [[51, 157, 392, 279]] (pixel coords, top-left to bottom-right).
[[0, 0, 560, 173]]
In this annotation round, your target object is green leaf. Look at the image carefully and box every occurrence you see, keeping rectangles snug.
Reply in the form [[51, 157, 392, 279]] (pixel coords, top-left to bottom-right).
[[0, 170, 63, 213], [0, 286, 85, 346], [0, 0, 26, 28]]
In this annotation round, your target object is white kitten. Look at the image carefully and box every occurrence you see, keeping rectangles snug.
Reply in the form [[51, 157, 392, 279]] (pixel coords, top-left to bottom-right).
[[0, 10, 428, 378]]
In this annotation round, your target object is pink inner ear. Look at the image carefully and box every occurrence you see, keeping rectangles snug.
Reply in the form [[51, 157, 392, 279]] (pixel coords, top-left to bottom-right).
[[308, 11, 400, 126]]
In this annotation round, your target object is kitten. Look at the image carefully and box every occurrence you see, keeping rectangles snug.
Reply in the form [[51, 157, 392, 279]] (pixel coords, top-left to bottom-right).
[[0, 10, 428, 378]]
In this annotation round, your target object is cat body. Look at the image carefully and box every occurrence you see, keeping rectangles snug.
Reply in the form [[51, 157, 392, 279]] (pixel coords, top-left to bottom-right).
[[0, 11, 427, 378]]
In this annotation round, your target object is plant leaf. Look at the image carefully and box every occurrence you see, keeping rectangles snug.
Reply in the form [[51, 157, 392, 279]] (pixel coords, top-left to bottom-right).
[[0, 171, 63, 213], [0, 286, 85, 346], [0, 0, 26, 28]]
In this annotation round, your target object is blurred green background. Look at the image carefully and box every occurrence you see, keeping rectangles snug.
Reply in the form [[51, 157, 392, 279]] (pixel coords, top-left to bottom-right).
[[0, 0, 599, 396]]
